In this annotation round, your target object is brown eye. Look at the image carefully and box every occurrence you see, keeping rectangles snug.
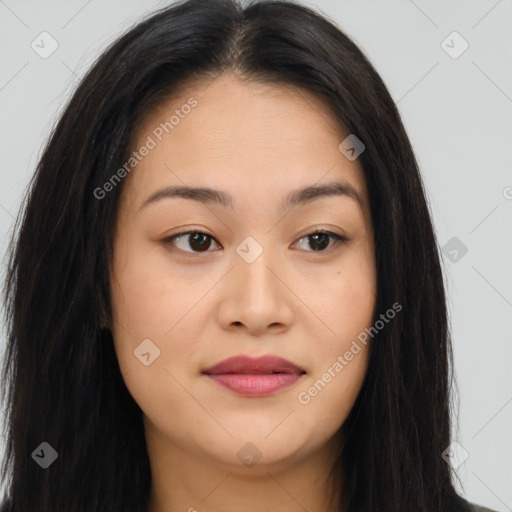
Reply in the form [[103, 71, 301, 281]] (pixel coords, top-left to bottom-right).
[[293, 231, 348, 252], [164, 230, 348, 255], [165, 231, 221, 253]]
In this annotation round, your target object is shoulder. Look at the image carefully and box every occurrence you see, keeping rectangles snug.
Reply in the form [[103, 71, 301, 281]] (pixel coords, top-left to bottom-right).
[[0, 497, 499, 512], [469, 502, 499, 512]]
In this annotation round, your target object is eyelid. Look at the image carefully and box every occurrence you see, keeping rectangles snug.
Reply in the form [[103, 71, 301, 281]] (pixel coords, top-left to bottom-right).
[[294, 224, 347, 243], [162, 229, 222, 254], [163, 227, 349, 255]]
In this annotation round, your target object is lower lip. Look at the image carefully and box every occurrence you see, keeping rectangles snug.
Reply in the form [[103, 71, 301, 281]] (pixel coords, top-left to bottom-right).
[[205, 373, 304, 397]]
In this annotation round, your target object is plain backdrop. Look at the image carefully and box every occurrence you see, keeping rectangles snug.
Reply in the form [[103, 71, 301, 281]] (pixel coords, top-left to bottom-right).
[[0, 0, 511, 510]]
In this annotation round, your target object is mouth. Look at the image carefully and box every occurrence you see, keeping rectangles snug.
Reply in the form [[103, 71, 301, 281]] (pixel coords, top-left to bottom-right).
[[202, 354, 306, 398]]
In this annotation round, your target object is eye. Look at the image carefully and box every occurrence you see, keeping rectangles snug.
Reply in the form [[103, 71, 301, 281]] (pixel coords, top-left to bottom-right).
[[293, 231, 349, 252], [164, 231, 221, 253], [163, 230, 349, 254]]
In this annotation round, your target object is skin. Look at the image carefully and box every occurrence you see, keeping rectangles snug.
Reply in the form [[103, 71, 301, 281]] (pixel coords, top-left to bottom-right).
[[109, 72, 377, 512]]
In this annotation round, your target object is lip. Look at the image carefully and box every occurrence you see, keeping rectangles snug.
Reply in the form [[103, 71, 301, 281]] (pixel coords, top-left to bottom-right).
[[202, 355, 306, 398]]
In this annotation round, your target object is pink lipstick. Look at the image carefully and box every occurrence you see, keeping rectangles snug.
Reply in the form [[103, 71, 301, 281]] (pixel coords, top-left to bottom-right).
[[202, 354, 306, 397]]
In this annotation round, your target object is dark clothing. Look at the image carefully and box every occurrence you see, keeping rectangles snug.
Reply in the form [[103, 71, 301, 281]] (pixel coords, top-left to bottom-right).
[[0, 497, 500, 511]]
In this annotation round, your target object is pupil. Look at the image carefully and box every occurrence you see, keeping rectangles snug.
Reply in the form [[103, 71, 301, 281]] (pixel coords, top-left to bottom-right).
[[190, 233, 211, 252], [310, 233, 329, 251]]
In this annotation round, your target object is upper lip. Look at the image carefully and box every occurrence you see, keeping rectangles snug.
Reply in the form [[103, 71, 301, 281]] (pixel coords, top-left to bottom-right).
[[202, 355, 306, 375]]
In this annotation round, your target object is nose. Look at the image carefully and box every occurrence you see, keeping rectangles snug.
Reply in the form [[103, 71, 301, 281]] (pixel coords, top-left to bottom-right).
[[216, 248, 294, 336]]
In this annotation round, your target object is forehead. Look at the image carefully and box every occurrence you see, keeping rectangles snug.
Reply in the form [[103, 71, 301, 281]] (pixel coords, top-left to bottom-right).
[[121, 73, 370, 218]]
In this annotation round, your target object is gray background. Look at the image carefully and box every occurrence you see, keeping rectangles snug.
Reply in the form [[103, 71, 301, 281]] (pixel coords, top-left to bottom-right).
[[0, 0, 511, 509]]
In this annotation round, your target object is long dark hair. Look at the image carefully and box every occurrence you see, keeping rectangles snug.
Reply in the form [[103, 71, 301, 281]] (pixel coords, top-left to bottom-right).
[[1, 0, 472, 511]]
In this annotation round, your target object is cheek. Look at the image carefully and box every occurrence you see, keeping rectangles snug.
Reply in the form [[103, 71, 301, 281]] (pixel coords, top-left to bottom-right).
[[109, 262, 201, 427], [109, 230, 201, 356], [109, 239, 208, 401], [312, 240, 376, 347], [299, 345, 370, 440], [296, 284, 373, 433], [298, 240, 375, 413], [110, 272, 195, 374], [111, 247, 168, 329]]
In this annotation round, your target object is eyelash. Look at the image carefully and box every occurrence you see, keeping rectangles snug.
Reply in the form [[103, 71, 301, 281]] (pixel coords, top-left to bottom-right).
[[163, 229, 349, 256]]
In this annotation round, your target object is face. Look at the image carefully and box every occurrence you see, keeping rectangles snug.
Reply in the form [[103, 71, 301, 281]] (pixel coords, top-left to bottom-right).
[[109, 72, 376, 475]]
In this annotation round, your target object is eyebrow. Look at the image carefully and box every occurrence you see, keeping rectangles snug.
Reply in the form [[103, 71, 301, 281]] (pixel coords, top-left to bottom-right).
[[137, 181, 363, 214]]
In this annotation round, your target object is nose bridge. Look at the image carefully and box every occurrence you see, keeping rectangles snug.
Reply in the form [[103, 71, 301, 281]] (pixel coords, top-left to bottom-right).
[[217, 233, 294, 333], [235, 234, 281, 304]]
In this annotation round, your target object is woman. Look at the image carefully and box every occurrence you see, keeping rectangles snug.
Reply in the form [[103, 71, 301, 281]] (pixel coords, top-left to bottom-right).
[[0, 0, 498, 511]]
